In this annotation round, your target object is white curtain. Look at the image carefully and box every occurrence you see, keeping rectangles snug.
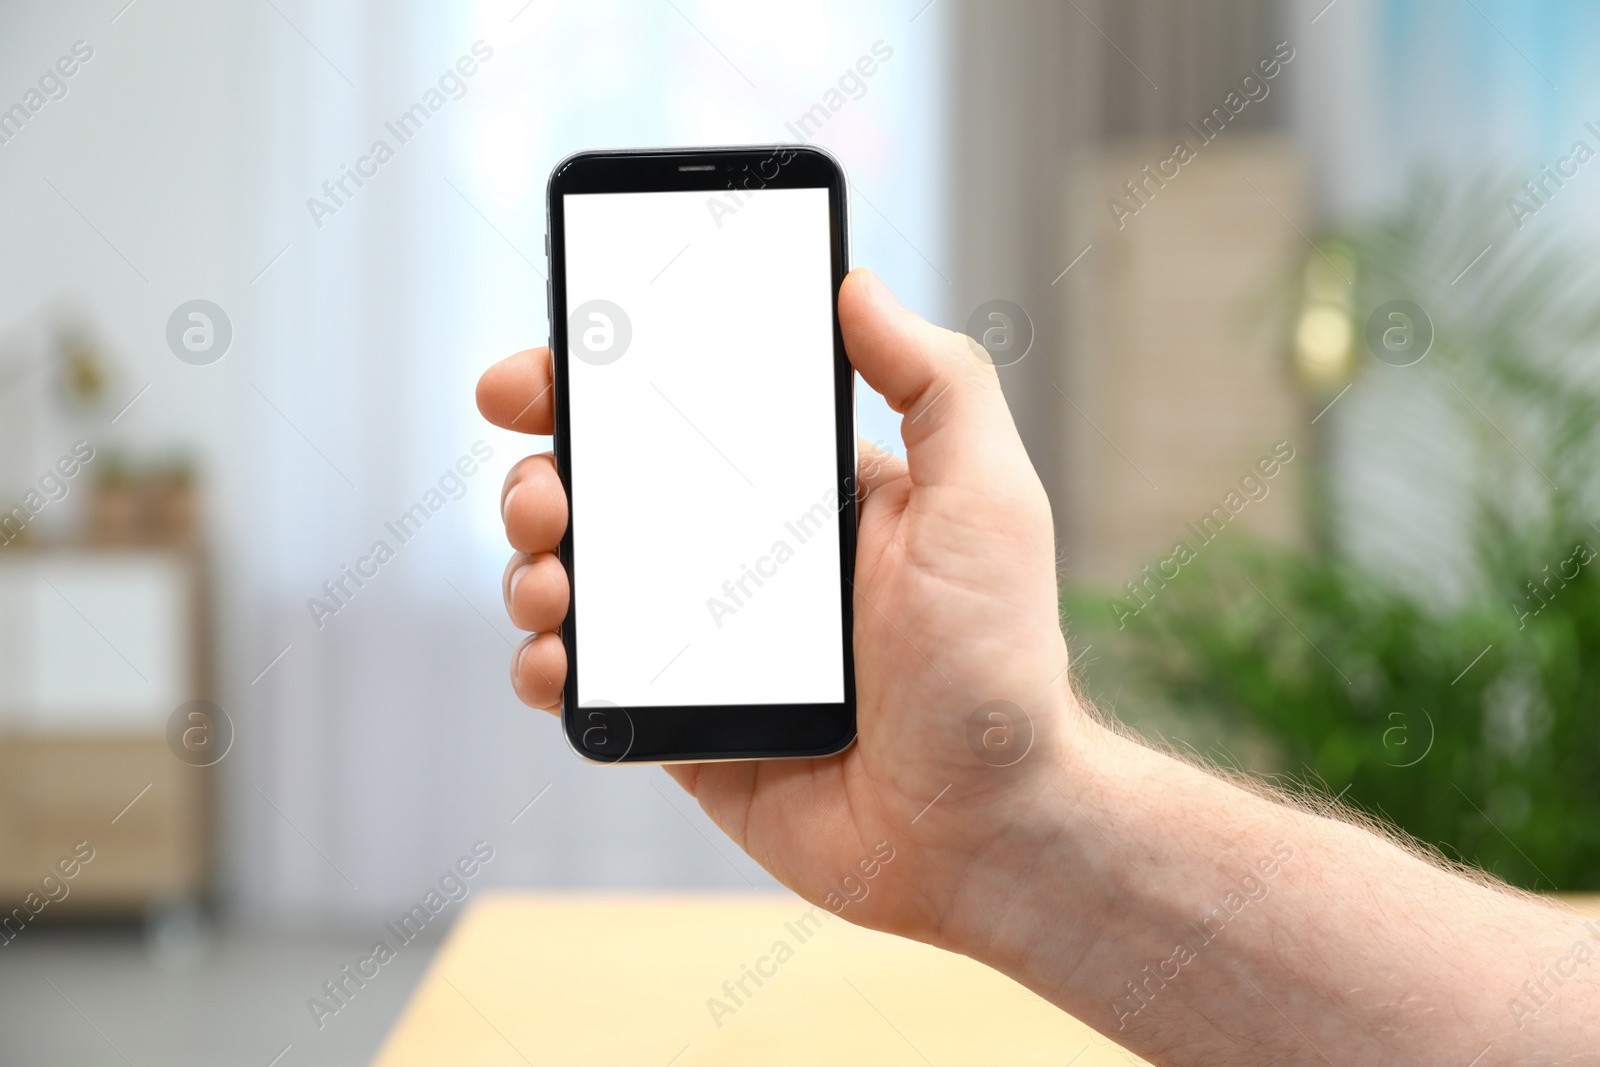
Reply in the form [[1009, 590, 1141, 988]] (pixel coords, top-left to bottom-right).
[[225, 0, 948, 921]]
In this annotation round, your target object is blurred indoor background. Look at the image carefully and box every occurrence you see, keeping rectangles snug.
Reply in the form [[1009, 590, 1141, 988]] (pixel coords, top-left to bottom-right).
[[2, 0, 1598, 1063]]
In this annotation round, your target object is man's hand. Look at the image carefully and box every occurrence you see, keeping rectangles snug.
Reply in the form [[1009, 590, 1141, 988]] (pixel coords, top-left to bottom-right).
[[476, 267, 1091, 947], [477, 268, 1600, 1065]]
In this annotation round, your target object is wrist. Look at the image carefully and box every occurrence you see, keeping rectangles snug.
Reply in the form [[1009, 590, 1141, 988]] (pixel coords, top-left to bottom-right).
[[932, 693, 1129, 974], [934, 703, 1267, 1025]]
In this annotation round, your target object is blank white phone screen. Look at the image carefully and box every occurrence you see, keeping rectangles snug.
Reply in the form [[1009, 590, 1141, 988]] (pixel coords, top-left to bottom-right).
[[563, 187, 845, 708]]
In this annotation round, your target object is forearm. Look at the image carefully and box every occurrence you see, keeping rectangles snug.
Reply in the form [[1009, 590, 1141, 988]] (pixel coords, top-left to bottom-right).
[[945, 711, 1600, 1064]]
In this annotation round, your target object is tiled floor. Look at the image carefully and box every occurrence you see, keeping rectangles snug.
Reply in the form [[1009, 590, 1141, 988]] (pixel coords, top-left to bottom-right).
[[0, 923, 438, 1066]]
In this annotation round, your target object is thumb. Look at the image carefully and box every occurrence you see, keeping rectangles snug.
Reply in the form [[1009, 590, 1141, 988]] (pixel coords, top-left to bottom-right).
[[839, 268, 1027, 489]]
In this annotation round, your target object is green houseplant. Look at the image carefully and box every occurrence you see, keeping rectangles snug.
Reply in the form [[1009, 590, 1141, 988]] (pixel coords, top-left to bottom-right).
[[1076, 175, 1600, 890]]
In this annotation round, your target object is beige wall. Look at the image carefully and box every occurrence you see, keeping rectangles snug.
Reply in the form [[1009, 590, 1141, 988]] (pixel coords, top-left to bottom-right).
[[1064, 137, 1308, 584], [945, 1, 1307, 589]]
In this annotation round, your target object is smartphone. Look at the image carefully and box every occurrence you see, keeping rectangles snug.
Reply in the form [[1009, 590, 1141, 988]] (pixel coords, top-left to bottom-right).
[[546, 145, 857, 763]]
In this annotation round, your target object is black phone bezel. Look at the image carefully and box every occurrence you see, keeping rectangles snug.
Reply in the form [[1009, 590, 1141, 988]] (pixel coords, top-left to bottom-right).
[[546, 145, 857, 764]]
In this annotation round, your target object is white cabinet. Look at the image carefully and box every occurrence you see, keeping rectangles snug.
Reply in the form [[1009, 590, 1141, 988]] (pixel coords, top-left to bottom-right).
[[0, 550, 191, 731], [0, 548, 209, 913]]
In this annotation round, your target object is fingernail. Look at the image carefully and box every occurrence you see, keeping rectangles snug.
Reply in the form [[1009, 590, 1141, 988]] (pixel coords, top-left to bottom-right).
[[501, 483, 520, 526], [864, 269, 903, 310], [511, 634, 535, 689], [508, 562, 532, 605]]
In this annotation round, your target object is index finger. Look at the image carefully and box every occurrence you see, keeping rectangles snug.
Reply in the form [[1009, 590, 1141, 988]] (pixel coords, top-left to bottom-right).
[[477, 347, 555, 435]]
